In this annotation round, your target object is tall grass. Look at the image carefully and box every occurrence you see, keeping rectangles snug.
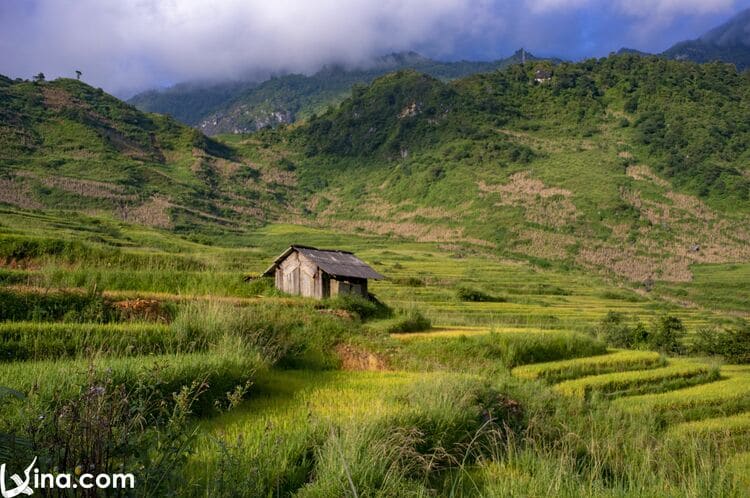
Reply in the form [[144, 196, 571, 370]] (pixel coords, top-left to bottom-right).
[[0, 349, 262, 419], [0, 321, 173, 360], [391, 330, 608, 372], [184, 371, 523, 497]]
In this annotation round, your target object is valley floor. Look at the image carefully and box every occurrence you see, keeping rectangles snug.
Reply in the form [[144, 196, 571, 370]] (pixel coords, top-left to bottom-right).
[[0, 209, 749, 496]]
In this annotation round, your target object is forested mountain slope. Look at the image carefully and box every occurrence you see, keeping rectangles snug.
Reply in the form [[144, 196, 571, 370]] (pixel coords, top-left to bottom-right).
[[664, 8, 750, 70], [129, 50, 547, 135], [2, 55, 750, 284]]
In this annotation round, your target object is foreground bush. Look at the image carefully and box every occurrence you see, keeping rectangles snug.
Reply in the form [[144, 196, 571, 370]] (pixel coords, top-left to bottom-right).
[[188, 372, 525, 497], [0, 363, 250, 496], [0, 349, 261, 418]]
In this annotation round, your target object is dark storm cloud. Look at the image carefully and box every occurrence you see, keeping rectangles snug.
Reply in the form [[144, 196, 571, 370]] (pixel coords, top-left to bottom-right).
[[1, 0, 749, 97]]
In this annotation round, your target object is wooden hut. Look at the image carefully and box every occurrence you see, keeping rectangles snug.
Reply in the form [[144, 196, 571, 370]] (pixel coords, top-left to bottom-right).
[[262, 245, 384, 299]]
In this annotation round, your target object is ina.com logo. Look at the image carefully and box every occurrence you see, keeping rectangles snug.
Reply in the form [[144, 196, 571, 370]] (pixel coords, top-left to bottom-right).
[[0, 458, 135, 496]]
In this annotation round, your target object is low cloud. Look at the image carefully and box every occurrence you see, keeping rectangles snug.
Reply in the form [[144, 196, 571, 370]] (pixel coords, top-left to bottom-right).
[[0, 0, 746, 97]]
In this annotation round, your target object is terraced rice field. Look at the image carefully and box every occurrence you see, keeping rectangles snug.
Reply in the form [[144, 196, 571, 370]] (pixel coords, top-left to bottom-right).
[[512, 350, 663, 382], [512, 350, 750, 477], [668, 412, 750, 439], [390, 325, 556, 340], [554, 359, 718, 398], [728, 452, 750, 488], [615, 365, 750, 422]]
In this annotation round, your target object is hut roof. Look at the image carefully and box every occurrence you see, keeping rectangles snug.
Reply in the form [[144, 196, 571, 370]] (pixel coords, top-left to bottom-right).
[[262, 245, 384, 280]]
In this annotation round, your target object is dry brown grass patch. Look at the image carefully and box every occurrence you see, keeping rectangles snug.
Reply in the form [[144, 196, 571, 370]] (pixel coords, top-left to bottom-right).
[[335, 344, 388, 371], [0, 178, 43, 209], [118, 196, 173, 229], [479, 172, 578, 228]]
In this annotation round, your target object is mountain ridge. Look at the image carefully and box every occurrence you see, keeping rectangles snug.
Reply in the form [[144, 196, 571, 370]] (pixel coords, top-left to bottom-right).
[[663, 8, 750, 70], [3, 55, 750, 284], [129, 49, 553, 135]]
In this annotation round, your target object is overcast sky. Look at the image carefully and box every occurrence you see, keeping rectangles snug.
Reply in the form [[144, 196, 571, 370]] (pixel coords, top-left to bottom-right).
[[1, 0, 749, 98]]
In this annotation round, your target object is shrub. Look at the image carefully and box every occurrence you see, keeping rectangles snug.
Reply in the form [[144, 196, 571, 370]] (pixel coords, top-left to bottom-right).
[[386, 309, 432, 334], [594, 312, 685, 353], [244, 276, 284, 296], [595, 311, 637, 348], [456, 286, 506, 303], [692, 326, 750, 364], [323, 294, 393, 320], [650, 315, 686, 354], [391, 276, 425, 287]]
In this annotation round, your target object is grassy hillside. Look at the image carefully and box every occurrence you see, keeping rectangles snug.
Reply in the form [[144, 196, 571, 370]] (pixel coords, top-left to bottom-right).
[[0, 199, 748, 494], [3, 54, 750, 293], [260, 56, 750, 285], [0, 76, 296, 236]]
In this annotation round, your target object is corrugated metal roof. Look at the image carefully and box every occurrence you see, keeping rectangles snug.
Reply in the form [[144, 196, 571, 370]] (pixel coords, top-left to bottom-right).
[[262, 245, 385, 280]]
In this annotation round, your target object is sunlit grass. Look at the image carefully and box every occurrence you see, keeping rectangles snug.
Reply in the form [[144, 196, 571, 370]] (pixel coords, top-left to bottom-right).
[[512, 350, 663, 383], [554, 358, 719, 399], [615, 365, 750, 423], [668, 412, 750, 438], [390, 325, 554, 340]]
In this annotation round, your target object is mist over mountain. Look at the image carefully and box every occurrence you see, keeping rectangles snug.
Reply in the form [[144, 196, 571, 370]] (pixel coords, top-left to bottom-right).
[[129, 50, 552, 135], [663, 8, 750, 69]]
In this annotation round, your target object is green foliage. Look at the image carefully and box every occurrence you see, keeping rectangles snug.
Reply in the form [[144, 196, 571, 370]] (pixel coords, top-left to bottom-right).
[[391, 276, 425, 287], [456, 286, 506, 303], [651, 315, 687, 354], [303, 71, 461, 157], [243, 276, 283, 296], [594, 312, 686, 354], [323, 294, 393, 320], [385, 309, 432, 334], [0, 288, 119, 322], [394, 331, 607, 370], [692, 325, 750, 363]]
